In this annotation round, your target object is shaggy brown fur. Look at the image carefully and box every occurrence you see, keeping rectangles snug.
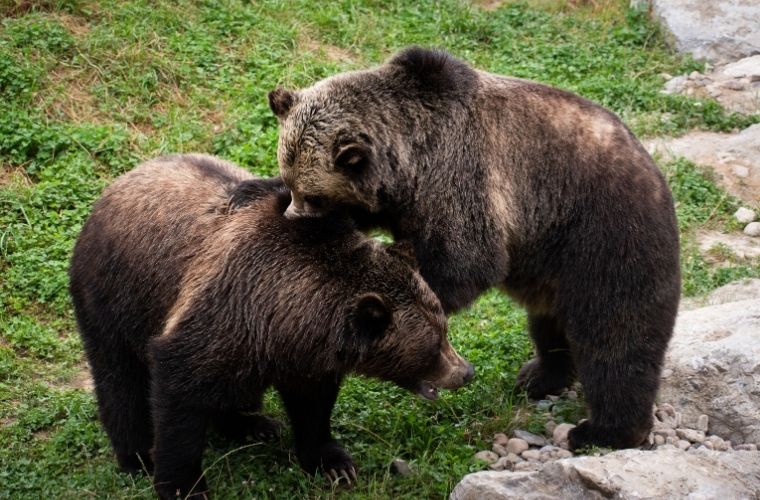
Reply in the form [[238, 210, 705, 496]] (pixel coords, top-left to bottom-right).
[[268, 47, 681, 451], [69, 154, 473, 499]]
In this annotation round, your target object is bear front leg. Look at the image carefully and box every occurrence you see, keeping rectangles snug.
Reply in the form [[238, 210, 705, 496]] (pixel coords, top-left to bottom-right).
[[277, 376, 356, 485], [515, 313, 575, 399]]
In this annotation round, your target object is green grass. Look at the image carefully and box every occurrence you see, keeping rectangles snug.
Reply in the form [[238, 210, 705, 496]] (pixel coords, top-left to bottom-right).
[[1, 0, 759, 498]]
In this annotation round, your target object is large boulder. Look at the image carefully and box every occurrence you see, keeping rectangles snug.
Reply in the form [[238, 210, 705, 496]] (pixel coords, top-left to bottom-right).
[[644, 124, 760, 204], [450, 448, 760, 499], [638, 0, 760, 64], [660, 296, 760, 444]]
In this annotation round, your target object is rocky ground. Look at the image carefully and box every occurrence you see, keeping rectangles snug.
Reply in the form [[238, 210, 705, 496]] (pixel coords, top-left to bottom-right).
[[455, 279, 760, 498]]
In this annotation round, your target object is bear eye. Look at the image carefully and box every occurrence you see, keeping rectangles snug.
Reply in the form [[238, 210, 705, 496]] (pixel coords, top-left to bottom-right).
[[303, 195, 327, 210], [335, 144, 370, 172]]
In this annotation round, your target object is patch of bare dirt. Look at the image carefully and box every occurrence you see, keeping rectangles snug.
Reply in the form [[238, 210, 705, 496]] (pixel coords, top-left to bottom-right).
[[39, 66, 105, 124], [54, 12, 90, 37], [68, 362, 94, 392], [298, 34, 356, 64], [0, 164, 32, 188]]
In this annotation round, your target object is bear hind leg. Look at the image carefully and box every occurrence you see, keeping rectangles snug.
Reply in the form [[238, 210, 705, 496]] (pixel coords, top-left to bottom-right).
[[87, 345, 154, 474], [515, 313, 575, 399]]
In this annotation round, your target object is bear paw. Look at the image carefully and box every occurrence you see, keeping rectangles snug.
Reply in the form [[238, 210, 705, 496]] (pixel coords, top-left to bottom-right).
[[515, 358, 574, 399], [214, 413, 283, 443], [299, 441, 357, 486], [568, 420, 650, 451], [116, 450, 154, 476]]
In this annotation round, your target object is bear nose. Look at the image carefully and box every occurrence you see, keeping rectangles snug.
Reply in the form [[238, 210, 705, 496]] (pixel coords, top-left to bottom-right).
[[462, 362, 475, 384]]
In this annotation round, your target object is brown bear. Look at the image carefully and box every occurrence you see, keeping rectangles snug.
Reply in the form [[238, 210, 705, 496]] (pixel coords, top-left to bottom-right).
[[69, 154, 473, 499], [268, 47, 681, 451]]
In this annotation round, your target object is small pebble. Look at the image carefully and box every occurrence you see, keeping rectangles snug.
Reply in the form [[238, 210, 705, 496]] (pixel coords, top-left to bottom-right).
[[539, 445, 560, 454], [506, 438, 529, 455], [488, 456, 513, 471], [654, 435, 665, 446], [514, 461, 540, 472], [566, 390, 578, 400], [505, 452, 524, 464], [660, 369, 673, 379], [689, 71, 702, 80], [734, 166, 750, 178], [513, 430, 548, 447], [390, 458, 413, 477], [696, 415, 709, 433], [677, 439, 691, 450], [521, 449, 541, 461], [674, 412, 683, 427], [555, 449, 573, 459], [539, 452, 553, 462], [744, 222, 760, 237], [474, 450, 499, 464], [536, 400, 553, 411], [493, 433, 509, 447], [676, 428, 705, 443], [734, 207, 756, 224], [705, 435, 729, 451], [703, 440, 714, 450], [552, 423, 575, 449], [734, 444, 758, 451], [547, 395, 560, 402], [666, 436, 679, 445], [544, 420, 557, 436], [721, 79, 746, 91], [658, 403, 676, 416], [492, 443, 508, 457]]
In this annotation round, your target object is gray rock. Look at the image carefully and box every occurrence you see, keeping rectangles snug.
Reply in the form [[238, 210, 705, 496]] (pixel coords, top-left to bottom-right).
[[654, 435, 666, 446], [555, 449, 573, 459], [505, 438, 529, 456], [552, 423, 575, 449], [677, 439, 692, 450], [676, 428, 706, 443], [544, 420, 557, 436], [474, 451, 499, 465], [646, 0, 760, 64], [660, 297, 760, 444], [735, 444, 758, 451], [492, 443, 508, 457], [565, 390, 578, 400], [512, 430, 547, 447], [450, 448, 760, 500], [744, 222, 760, 237], [734, 207, 756, 224], [512, 461, 541, 472], [645, 124, 760, 203], [389, 458, 413, 477], [489, 456, 513, 472], [493, 433, 509, 447], [521, 449, 541, 461], [696, 414, 710, 432], [536, 400, 553, 411], [504, 453, 523, 464]]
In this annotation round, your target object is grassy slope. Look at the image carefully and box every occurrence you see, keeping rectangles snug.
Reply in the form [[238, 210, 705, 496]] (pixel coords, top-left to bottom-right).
[[0, 0, 758, 498]]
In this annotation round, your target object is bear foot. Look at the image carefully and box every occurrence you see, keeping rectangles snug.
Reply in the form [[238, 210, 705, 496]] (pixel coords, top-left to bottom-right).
[[116, 449, 154, 475], [299, 441, 357, 486], [568, 419, 650, 451], [214, 413, 283, 443], [515, 357, 574, 399]]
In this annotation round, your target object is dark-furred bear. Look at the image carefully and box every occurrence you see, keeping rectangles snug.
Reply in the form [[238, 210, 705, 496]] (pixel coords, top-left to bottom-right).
[[69, 154, 473, 499], [268, 47, 681, 451]]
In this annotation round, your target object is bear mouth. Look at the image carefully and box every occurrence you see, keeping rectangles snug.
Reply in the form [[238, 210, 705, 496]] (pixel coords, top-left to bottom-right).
[[414, 381, 439, 401]]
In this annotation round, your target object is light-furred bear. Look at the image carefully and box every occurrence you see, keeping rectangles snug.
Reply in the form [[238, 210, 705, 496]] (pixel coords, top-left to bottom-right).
[[268, 47, 680, 451], [69, 154, 473, 499]]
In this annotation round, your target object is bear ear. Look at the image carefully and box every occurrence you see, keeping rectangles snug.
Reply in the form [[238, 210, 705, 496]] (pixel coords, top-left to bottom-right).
[[268, 87, 298, 120], [387, 240, 418, 269], [387, 46, 476, 94], [334, 143, 372, 172], [355, 293, 391, 337]]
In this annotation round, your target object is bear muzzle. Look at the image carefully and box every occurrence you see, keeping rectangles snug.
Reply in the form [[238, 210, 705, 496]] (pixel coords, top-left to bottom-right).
[[414, 340, 474, 401], [284, 193, 325, 219]]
